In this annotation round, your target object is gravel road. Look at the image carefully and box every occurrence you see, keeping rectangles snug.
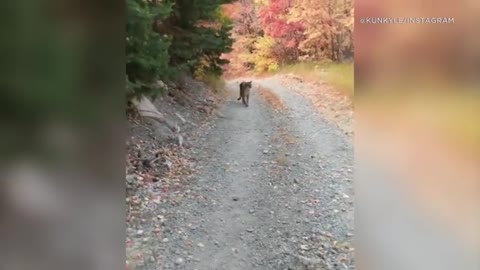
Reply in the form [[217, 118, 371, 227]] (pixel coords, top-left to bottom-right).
[[132, 77, 354, 270]]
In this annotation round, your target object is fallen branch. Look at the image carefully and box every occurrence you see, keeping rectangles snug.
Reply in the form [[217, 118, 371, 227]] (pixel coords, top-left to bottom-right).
[[175, 112, 187, 124]]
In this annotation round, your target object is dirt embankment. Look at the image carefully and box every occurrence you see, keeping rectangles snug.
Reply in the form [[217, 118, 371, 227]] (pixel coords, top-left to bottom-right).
[[126, 77, 226, 270]]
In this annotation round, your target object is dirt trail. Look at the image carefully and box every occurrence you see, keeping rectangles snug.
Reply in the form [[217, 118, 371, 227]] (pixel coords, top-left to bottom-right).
[[153, 77, 354, 270]]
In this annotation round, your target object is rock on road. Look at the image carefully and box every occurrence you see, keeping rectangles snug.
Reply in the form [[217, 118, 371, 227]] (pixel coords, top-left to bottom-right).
[[158, 77, 354, 270]]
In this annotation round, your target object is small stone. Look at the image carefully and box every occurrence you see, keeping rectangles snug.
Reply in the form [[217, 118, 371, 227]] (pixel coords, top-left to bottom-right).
[[175, 258, 184, 265], [136, 230, 144, 236], [232, 196, 240, 201], [162, 238, 169, 243], [246, 228, 254, 233], [126, 174, 136, 184], [263, 150, 269, 154], [249, 209, 255, 214], [197, 243, 205, 248], [300, 245, 309, 250]]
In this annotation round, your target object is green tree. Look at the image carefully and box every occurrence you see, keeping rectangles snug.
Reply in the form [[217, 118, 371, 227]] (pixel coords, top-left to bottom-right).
[[168, 0, 233, 76], [126, 0, 174, 99], [126, 0, 234, 100]]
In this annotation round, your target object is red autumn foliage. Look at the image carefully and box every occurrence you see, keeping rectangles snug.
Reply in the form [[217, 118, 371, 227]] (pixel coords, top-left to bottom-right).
[[223, 0, 353, 74], [258, 0, 304, 61]]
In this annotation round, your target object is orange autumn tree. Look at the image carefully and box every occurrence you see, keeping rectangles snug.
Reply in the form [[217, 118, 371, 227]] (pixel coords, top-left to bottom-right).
[[288, 0, 353, 62], [222, 0, 264, 74], [223, 0, 353, 75]]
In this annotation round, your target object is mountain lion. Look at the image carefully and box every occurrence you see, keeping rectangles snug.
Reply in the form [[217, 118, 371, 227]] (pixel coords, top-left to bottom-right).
[[237, 81, 252, 107]]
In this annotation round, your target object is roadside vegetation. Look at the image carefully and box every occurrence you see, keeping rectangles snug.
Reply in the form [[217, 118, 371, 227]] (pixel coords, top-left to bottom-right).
[[276, 62, 354, 97]]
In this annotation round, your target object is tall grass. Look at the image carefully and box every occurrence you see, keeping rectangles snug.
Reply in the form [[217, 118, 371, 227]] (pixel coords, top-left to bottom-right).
[[201, 73, 228, 97], [276, 62, 354, 97]]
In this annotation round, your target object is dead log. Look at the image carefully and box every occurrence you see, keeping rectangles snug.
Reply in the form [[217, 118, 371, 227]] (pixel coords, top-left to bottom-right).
[[131, 95, 179, 134]]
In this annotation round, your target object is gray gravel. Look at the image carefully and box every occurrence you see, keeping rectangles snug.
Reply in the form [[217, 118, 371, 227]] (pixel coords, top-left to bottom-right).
[[130, 77, 354, 270]]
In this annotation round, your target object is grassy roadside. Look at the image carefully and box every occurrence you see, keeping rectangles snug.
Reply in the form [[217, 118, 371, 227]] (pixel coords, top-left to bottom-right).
[[197, 73, 230, 98], [275, 62, 354, 98]]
